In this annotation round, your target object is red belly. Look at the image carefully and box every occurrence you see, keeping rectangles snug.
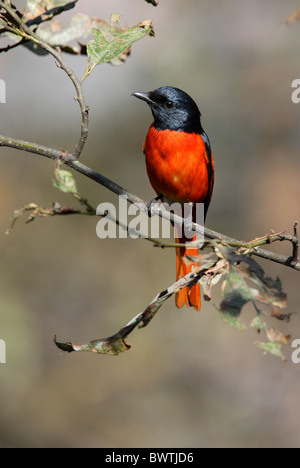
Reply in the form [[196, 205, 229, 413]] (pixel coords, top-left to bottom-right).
[[144, 126, 212, 204]]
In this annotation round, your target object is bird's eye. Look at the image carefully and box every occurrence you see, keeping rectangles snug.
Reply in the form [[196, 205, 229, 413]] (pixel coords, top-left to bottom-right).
[[165, 101, 174, 109]]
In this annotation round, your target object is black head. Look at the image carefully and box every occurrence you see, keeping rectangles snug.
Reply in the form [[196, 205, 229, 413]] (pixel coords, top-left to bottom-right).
[[133, 86, 203, 134]]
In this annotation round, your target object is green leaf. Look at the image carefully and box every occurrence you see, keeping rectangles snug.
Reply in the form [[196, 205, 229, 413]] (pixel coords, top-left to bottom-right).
[[86, 336, 130, 355], [250, 315, 266, 331], [235, 256, 284, 299], [220, 312, 247, 330], [86, 19, 154, 68], [200, 272, 223, 301], [53, 169, 77, 193], [256, 341, 286, 361]]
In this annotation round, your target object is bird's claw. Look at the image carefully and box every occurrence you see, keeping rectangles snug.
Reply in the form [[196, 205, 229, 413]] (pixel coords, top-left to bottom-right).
[[146, 194, 163, 217]]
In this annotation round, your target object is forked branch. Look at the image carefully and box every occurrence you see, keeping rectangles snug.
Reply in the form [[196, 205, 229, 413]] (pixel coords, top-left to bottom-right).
[[0, 1, 89, 159]]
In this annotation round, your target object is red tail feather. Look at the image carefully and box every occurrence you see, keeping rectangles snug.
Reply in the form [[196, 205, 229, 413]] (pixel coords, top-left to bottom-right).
[[175, 233, 201, 311]]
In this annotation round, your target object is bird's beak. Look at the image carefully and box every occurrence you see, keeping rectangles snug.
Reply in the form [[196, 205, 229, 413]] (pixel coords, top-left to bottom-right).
[[132, 92, 154, 105]]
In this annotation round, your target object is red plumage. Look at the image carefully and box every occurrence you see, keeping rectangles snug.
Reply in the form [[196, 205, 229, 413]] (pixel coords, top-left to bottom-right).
[[134, 87, 214, 310], [144, 125, 213, 204]]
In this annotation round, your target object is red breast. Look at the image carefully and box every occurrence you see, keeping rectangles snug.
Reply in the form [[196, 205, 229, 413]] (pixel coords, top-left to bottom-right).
[[144, 125, 213, 205]]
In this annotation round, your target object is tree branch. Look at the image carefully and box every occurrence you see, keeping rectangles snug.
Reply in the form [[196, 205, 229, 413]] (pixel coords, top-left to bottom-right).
[[291, 221, 299, 266], [1, 133, 300, 272], [54, 256, 221, 355], [0, 1, 89, 159]]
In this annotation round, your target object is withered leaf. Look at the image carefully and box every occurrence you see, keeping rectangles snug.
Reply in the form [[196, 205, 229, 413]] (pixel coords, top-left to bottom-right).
[[23, 0, 76, 22], [286, 8, 300, 24], [265, 327, 291, 345], [271, 307, 292, 322], [54, 334, 131, 355], [220, 270, 258, 317]]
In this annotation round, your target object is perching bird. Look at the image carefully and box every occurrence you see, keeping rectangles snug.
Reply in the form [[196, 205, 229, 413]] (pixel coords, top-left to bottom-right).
[[133, 86, 214, 310]]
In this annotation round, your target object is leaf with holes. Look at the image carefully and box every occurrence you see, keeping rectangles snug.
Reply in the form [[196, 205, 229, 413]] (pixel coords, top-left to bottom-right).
[[85, 19, 154, 75], [37, 13, 110, 53]]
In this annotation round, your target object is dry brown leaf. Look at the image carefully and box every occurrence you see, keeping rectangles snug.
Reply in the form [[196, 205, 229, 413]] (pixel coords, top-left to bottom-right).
[[286, 8, 300, 25], [266, 327, 291, 345]]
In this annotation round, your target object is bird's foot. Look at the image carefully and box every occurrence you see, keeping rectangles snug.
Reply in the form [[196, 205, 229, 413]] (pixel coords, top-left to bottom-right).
[[146, 194, 163, 217]]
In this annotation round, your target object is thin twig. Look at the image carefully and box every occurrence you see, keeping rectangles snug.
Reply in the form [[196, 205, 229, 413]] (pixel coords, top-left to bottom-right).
[[289, 221, 299, 266], [0, 36, 27, 52]]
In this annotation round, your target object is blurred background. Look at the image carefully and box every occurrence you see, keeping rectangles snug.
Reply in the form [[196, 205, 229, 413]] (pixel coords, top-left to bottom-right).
[[1, 0, 300, 448]]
